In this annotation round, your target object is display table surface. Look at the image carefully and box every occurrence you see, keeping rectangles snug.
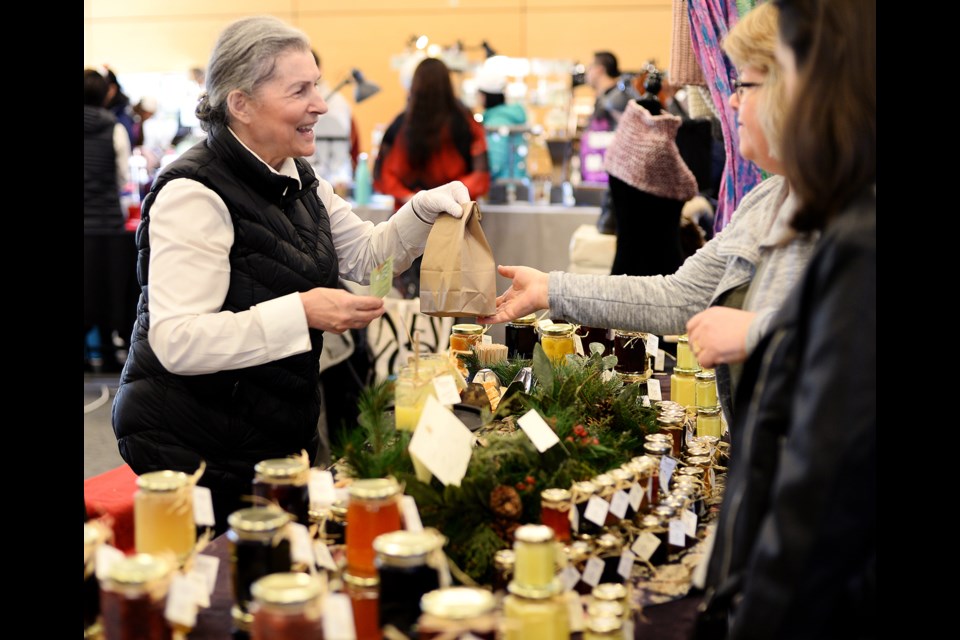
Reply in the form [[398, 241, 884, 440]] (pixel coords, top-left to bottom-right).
[[189, 530, 700, 639]]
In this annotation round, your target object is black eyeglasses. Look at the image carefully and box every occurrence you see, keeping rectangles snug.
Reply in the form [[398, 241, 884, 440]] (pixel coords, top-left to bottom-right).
[[732, 79, 763, 98]]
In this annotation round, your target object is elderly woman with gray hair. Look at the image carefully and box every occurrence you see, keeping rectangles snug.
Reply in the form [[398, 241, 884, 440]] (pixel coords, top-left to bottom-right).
[[112, 15, 468, 530], [480, 2, 816, 422]]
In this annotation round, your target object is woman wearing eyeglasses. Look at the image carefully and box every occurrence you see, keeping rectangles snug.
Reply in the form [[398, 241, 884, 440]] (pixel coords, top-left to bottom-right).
[[480, 2, 818, 422]]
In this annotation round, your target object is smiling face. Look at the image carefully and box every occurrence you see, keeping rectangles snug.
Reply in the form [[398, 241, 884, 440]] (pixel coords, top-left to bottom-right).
[[729, 64, 780, 174], [230, 49, 327, 170]]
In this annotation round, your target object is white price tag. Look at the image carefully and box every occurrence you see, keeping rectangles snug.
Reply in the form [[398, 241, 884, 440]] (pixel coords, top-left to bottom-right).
[[309, 469, 336, 508], [609, 490, 630, 519], [192, 554, 220, 596], [584, 495, 610, 527], [628, 483, 644, 512], [631, 532, 662, 562], [660, 455, 678, 491], [581, 557, 605, 587], [287, 523, 315, 568], [95, 544, 125, 581], [410, 395, 475, 486], [669, 520, 686, 547], [322, 593, 357, 640], [482, 334, 492, 345], [313, 540, 338, 571], [617, 550, 636, 580], [574, 334, 585, 356], [647, 378, 662, 401], [185, 570, 210, 608], [645, 334, 659, 356], [570, 502, 580, 533], [432, 375, 462, 406], [192, 486, 215, 527], [642, 395, 651, 407], [517, 409, 561, 453], [401, 495, 423, 532], [565, 591, 585, 632], [562, 565, 582, 592], [165, 573, 200, 628], [655, 348, 666, 371], [682, 509, 698, 537]]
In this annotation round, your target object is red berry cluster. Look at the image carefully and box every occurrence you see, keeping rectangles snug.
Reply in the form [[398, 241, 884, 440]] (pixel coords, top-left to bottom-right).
[[515, 475, 537, 492], [565, 424, 599, 446]]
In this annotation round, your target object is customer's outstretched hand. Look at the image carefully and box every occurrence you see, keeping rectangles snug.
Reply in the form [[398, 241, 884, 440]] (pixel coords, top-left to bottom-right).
[[477, 265, 549, 324]]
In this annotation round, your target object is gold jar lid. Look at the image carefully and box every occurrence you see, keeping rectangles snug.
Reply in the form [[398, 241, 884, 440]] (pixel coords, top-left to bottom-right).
[[586, 615, 624, 633], [343, 572, 380, 588], [565, 541, 591, 563], [646, 432, 673, 443], [108, 554, 171, 585], [652, 505, 677, 520], [697, 406, 722, 416], [592, 583, 628, 602], [687, 456, 713, 466], [508, 314, 538, 327], [595, 533, 623, 554], [507, 578, 560, 599], [586, 599, 625, 618], [613, 329, 646, 338], [373, 530, 443, 563], [630, 456, 657, 472], [692, 435, 720, 447], [494, 549, 516, 569], [541, 488, 572, 506], [251, 572, 323, 606], [572, 480, 598, 497], [228, 507, 291, 533], [610, 468, 632, 484], [671, 484, 698, 499], [695, 370, 716, 382], [137, 470, 189, 492], [514, 524, 555, 544], [640, 515, 665, 529], [541, 323, 574, 337], [254, 457, 308, 480], [663, 496, 686, 510], [618, 372, 651, 384], [678, 335, 689, 344], [656, 415, 683, 427], [593, 473, 615, 489], [421, 587, 496, 619], [673, 366, 701, 376], [452, 324, 484, 335], [677, 466, 704, 477], [348, 477, 400, 500], [643, 442, 672, 457], [686, 446, 712, 458]]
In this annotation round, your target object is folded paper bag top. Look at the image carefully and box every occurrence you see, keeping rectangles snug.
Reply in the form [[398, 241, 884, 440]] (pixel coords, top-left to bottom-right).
[[419, 201, 497, 317]]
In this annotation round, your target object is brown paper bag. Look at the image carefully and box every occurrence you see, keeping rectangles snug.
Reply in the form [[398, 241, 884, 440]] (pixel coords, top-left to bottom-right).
[[419, 201, 497, 317]]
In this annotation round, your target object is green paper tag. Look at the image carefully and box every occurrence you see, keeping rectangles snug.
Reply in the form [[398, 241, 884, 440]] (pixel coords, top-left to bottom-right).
[[370, 256, 394, 298]]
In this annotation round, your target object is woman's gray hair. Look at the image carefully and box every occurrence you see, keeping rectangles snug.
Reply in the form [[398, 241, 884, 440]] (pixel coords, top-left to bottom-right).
[[196, 16, 310, 132]]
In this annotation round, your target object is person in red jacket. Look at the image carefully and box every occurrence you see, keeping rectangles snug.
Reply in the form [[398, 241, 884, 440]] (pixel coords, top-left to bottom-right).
[[374, 57, 490, 208]]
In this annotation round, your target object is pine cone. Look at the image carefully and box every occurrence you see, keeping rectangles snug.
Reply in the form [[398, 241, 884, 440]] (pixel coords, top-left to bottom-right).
[[490, 485, 522, 520]]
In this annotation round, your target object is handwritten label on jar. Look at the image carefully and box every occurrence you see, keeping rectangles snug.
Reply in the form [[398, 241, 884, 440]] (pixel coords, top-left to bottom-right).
[[518, 409, 561, 452], [647, 378, 662, 401], [631, 532, 661, 562], [628, 483, 644, 512], [645, 334, 659, 356], [660, 455, 678, 491], [618, 550, 636, 580], [609, 490, 630, 519], [165, 573, 201, 628], [682, 509, 698, 537], [655, 349, 666, 371], [323, 594, 357, 640], [584, 495, 610, 527], [582, 557, 605, 587], [410, 396, 474, 486], [314, 540, 338, 571], [287, 523, 315, 568], [193, 486, 216, 527], [432, 375, 462, 406], [562, 565, 582, 592], [192, 555, 220, 596], [309, 469, 336, 508], [669, 520, 686, 547]]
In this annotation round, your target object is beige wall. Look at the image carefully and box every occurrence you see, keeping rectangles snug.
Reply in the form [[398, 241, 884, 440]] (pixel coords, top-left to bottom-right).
[[84, 0, 672, 151]]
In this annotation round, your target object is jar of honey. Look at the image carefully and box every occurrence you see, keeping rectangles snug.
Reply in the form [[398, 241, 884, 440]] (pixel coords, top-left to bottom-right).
[[450, 324, 484, 353], [345, 478, 402, 578], [134, 470, 196, 563]]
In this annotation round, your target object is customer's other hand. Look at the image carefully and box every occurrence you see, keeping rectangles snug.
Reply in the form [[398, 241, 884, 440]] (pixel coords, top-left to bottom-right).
[[300, 287, 385, 334], [409, 181, 470, 223], [685, 307, 755, 368], [477, 265, 549, 324]]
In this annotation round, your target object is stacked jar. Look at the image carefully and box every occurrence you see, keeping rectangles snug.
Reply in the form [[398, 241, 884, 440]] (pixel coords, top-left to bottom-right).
[[695, 369, 722, 438], [506, 314, 539, 359], [227, 507, 294, 633], [134, 470, 196, 563], [345, 478, 403, 579], [670, 335, 700, 409], [503, 525, 568, 640], [373, 530, 445, 637], [253, 457, 311, 526]]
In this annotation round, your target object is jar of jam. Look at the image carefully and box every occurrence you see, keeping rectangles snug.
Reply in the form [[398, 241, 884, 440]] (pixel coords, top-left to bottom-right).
[[506, 314, 539, 359], [583, 614, 623, 640], [227, 507, 294, 632], [593, 474, 618, 526], [696, 406, 723, 439], [540, 488, 572, 542], [100, 554, 172, 640], [309, 501, 347, 546], [540, 323, 577, 364], [450, 324, 484, 353], [503, 589, 568, 640], [695, 370, 718, 409], [675, 335, 699, 371], [250, 572, 324, 640], [373, 530, 445, 637], [610, 468, 635, 520], [613, 330, 650, 375], [594, 533, 626, 585], [571, 481, 601, 536], [84, 523, 106, 637], [134, 470, 196, 563], [513, 525, 559, 593], [637, 515, 669, 565], [493, 549, 516, 593], [686, 456, 714, 494], [670, 367, 699, 408], [656, 415, 684, 458], [343, 572, 381, 640], [575, 325, 614, 356], [643, 440, 672, 461], [418, 587, 497, 640], [591, 582, 629, 620], [253, 457, 311, 526], [345, 478, 402, 578]]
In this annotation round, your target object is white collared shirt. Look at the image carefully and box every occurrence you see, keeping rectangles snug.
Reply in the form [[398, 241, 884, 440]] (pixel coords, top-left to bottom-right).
[[147, 129, 429, 375]]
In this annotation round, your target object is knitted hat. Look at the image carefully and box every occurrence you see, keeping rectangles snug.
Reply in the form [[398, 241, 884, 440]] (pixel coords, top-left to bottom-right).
[[603, 101, 698, 202]]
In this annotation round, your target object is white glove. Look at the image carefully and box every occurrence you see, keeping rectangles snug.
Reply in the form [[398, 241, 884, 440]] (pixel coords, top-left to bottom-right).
[[408, 181, 470, 223]]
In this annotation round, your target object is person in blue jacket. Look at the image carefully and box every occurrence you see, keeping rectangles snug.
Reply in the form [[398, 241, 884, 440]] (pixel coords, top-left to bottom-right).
[[476, 57, 528, 181]]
